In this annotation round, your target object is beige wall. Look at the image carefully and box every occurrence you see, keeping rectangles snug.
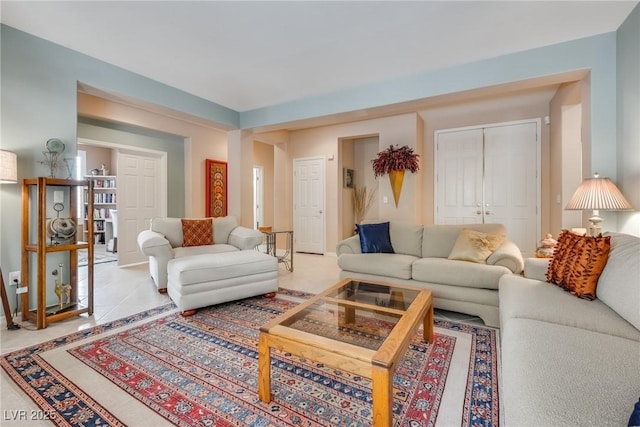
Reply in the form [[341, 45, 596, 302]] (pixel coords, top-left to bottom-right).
[[549, 81, 584, 234], [78, 93, 227, 217], [286, 113, 422, 253], [81, 145, 113, 176]]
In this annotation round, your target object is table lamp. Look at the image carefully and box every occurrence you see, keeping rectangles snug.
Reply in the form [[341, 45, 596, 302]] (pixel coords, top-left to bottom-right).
[[0, 149, 20, 329], [565, 172, 634, 236]]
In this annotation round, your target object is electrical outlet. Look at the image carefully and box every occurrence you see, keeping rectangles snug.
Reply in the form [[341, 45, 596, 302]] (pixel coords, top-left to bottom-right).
[[8, 271, 20, 286]]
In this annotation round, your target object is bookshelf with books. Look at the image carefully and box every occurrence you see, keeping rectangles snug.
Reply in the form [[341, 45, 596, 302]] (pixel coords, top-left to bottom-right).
[[84, 175, 116, 245]]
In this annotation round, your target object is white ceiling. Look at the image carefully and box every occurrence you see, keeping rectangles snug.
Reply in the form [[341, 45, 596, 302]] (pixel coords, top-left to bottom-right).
[[1, 1, 637, 112]]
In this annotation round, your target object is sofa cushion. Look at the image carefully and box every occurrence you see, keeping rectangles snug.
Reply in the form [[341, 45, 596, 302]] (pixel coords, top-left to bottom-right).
[[151, 217, 185, 247], [501, 318, 640, 427], [168, 250, 277, 286], [422, 223, 506, 258], [546, 230, 611, 300], [448, 228, 505, 263], [173, 244, 239, 259], [389, 222, 423, 257], [597, 232, 640, 330], [499, 273, 640, 341], [338, 253, 417, 280], [213, 216, 239, 244], [181, 218, 213, 247], [356, 222, 394, 253], [151, 216, 239, 247], [412, 257, 510, 290]]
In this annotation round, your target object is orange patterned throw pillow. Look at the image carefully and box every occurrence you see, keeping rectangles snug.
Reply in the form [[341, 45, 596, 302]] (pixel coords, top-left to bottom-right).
[[181, 218, 213, 247], [546, 230, 611, 300]]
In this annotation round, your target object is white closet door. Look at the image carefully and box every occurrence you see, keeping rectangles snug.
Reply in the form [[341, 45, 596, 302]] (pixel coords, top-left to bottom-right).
[[436, 128, 484, 224], [436, 121, 539, 256], [484, 123, 538, 256]]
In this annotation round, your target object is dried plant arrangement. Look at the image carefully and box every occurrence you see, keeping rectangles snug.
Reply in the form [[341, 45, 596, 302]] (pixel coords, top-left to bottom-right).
[[371, 144, 420, 177], [352, 185, 377, 224]]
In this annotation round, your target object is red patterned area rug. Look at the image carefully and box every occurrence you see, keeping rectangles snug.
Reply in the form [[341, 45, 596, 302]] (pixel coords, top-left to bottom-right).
[[1, 293, 499, 426]]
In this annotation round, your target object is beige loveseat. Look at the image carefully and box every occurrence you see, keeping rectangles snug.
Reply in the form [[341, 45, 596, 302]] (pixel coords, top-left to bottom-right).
[[137, 216, 278, 313], [499, 232, 640, 426], [336, 222, 524, 327]]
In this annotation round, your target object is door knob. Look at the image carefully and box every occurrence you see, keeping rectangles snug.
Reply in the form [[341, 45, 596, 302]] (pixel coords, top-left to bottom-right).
[[485, 210, 493, 215], [318, 210, 323, 214], [475, 210, 482, 215]]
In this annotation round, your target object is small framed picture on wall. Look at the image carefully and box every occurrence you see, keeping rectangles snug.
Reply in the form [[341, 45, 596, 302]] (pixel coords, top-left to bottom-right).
[[343, 168, 354, 188]]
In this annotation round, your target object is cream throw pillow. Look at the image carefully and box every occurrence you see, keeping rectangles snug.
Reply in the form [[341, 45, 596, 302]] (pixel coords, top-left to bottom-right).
[[448, 228, 506, 263]]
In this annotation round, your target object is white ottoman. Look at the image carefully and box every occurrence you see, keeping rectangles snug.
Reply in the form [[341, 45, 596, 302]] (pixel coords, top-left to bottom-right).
[[167, 250, 278, 314]]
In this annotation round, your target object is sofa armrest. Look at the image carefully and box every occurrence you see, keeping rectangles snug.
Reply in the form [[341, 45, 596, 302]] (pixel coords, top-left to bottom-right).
[[336, 235, 362, 256], [137, 230, 173, 258], [137, 230, 174, 290], [524, 257, 550, 281], [486, 239, 524, 274], [228, 226, 263, 250]]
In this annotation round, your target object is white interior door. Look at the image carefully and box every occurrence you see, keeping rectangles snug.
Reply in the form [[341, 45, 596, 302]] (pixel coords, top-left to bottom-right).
[[436, 121, 539, 256], [484, 123, 539, 256], [436, 128, 484, 224], [118, 151, 166, 266], [293, 157, 325, 254]]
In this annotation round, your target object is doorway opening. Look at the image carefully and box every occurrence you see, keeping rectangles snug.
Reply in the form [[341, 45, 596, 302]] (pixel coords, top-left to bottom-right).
[[253, 166, 264, 229]]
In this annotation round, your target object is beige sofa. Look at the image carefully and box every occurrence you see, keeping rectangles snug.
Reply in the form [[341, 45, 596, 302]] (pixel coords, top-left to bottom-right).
[[137, 216, 278, 313], [499, 232, 640, 426], [336, 222, 524, 327]]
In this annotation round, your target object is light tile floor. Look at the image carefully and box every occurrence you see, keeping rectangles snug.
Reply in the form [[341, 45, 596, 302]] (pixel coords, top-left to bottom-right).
[[1, 251, 483, 420]]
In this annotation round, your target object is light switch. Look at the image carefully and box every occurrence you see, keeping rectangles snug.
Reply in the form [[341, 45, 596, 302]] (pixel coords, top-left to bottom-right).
[[383, 196, 388, 204]]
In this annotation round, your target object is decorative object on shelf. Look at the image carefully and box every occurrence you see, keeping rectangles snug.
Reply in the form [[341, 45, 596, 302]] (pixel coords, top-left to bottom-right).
[[565, 172, 634, 236], [40, 138, 66, 178], [343, 168, 354, 188], [52, 264, 71, 309], [205, 159, 227, 217], [371, 144, 420, 207], [46, 201, 76, 246], [63, 157, 75, 179], [352, 185, 376, 233], [535, 233, 558, 258]]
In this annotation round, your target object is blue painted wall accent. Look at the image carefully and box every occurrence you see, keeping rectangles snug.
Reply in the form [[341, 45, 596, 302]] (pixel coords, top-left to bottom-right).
[[242, 35, 617, 173]]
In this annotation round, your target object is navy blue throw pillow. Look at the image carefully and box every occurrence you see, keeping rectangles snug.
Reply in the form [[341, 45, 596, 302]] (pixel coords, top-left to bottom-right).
[[356, 222, 394, 254], [629, 398, 640, 427]]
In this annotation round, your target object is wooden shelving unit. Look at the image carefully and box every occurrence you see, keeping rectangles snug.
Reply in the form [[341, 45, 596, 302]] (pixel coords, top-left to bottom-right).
[[21, 177, 94, 329], [83, 175, 116, 245]]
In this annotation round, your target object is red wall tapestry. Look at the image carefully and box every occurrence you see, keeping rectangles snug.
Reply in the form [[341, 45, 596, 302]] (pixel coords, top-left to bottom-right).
[[205, 159, 227, 217]]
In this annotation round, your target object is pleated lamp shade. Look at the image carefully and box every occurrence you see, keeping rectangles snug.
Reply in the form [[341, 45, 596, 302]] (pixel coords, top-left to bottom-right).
[[565, 173, 633, 236], [565, 174, 633, 211], [0, 150, 18, 184]]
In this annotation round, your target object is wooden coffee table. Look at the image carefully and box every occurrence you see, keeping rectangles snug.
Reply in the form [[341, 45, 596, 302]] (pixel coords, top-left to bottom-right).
[[258, 278, 433, 427]]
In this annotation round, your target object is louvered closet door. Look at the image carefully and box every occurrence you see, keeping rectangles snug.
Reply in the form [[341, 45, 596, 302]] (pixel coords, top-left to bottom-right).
[[436, 121, 539, 256]]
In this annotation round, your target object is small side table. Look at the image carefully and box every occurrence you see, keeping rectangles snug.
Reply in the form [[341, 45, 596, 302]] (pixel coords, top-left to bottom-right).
[[261, 230, 293, 272]]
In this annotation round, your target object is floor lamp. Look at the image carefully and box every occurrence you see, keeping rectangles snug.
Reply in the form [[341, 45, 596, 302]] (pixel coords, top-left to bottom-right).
[[565, 173, 634, 236], [1, 149, 20, 330]]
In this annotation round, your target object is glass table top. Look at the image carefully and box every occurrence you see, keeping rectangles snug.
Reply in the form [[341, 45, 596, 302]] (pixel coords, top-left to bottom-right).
[[277, 280, 422, 350]]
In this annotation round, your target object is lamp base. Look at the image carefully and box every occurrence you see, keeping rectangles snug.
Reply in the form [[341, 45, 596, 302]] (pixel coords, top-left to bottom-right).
[[588, 210, 603, 237]]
